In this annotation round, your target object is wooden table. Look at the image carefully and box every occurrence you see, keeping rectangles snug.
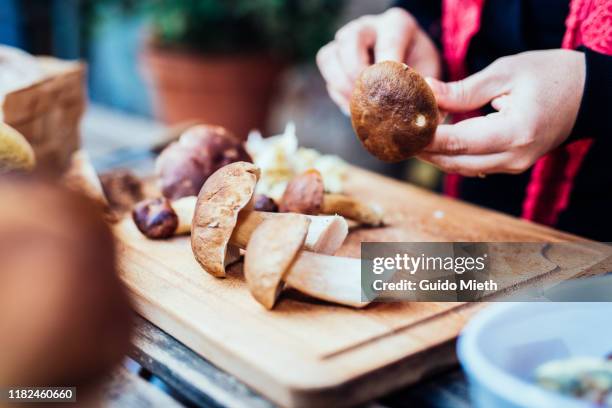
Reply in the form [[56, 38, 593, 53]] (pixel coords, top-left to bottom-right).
[[84, 106, 473, 407], [89, 106, 608, 407]]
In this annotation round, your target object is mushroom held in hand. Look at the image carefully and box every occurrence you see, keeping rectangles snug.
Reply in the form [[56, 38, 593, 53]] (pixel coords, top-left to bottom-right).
[[190, 162, 349, 277], [281, 169, 384, 226], [245, 216, 370, 309], [0, 178, 132, 392], [350, 61, 439, 162], [156, 124, 251, 199]]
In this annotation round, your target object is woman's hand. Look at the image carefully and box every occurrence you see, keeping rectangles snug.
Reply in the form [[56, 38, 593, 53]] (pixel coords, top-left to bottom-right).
[[420, 50, 586, 177], [317, 7, 441, 114]]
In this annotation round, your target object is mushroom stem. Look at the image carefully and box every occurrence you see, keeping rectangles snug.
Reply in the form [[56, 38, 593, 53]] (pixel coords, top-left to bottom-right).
[[244, 216, 369, 309], [171, 195, 197, 235], [280, 170, 384, 226], [284, 251, 368, 308], [135, 196, 348, 255], [321, 193, 384, 227], [232, 211, 348, 255]]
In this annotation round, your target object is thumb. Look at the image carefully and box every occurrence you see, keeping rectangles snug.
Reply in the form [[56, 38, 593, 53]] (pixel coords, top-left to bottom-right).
[[425, 67, 506, 113]]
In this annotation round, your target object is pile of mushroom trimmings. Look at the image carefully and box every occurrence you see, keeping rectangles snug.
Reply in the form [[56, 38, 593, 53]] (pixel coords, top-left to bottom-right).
[[130, 123, 383, 309], [245, 122, 347, 201]]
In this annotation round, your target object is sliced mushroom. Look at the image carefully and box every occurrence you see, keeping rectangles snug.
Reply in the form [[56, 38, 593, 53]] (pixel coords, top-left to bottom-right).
[[244, 214, 310, 309], [232, 210, 348, 256], [245, 216, 369, 309], [280, 169, 384, 226], [191, 162, 349, 277]]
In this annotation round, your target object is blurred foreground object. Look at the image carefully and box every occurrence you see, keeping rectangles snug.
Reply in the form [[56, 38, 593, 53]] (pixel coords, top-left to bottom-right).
[[536, 357, 612, 406], [0, 122, 35, 173], [0, 46, 85, 173], [0, 178, 132, 396]]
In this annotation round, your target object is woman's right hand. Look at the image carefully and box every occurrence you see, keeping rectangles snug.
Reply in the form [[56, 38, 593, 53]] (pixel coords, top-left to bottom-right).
[[317, 7, 442, 114]]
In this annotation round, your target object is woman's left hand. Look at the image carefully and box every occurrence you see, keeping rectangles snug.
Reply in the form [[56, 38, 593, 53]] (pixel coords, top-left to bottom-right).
[[420, 49, 586, 177]]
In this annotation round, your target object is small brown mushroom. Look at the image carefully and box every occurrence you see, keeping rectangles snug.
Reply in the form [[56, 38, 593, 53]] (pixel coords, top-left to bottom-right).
[[350, 61, 439, 162], [155, 124, 252, 200], [280, 170, 384, 226], [132, 196, 196, 239], [253, 194, 278, 212], [100, 168, 144, 215], [190, 162, 349, 277], [245, 216, 369, 309]]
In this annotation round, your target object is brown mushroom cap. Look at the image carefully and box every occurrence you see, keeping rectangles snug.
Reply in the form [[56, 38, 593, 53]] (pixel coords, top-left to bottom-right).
[[132, 197, 178, 239], [350, 61, 439, 162], [244, 215, 310, 309], [191, 161, 260, 277], [279, 169, 324, 215], [156, 124, 252, 199]]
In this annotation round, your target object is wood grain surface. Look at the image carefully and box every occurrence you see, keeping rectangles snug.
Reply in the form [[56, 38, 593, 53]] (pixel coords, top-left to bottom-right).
[[113, 166, 607, 407]]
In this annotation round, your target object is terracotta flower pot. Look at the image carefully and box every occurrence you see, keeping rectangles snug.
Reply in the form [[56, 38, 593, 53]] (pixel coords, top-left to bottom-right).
[[141, 45, 284, 138]]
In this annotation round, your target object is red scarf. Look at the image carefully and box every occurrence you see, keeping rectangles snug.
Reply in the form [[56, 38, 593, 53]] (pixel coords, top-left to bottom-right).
[[441, 0, 612, 226]]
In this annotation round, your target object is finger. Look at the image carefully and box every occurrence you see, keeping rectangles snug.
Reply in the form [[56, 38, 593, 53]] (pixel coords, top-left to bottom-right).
[[374, 8, 415, 62], [405, 29, 441, 78], [335, 18, 377, 81], [419, 152, 513, 177], [327, 85, 350, 116], [424, 113, 514, 155], [491, 94, 509, 111], [425, 64, 510, 113], [316, 42, 354, 99]]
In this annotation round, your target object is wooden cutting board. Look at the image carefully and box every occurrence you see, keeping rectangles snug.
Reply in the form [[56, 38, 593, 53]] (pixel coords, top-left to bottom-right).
[[113, 167, 608, 407]]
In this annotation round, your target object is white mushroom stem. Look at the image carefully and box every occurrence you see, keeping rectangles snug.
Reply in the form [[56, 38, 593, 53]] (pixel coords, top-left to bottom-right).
[[285, 251, 368, 308], [321, 193, 384, 227], [168, 196, 348, 255], [233, 211, 347, 255], [171, 195, 197, 235]]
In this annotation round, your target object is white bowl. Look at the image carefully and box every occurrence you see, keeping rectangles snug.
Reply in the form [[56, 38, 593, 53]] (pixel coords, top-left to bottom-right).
[[458, 302, 612, 408]]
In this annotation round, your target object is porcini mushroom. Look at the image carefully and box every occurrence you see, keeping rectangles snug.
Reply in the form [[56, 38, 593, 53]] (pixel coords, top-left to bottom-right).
[[155, 124, 252, 199], [245, 216, 369, 309], [350, 61, 439, 162], [191, 162, 349, 277], [280, 169, 384, 226], [244, 214, 310, 309], [132, 195, 196, 239]]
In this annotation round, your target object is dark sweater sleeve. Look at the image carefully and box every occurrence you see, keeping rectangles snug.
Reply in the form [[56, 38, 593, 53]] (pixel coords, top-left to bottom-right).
[[393, 0, 443, 49], [569, 47, 612, 140]]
